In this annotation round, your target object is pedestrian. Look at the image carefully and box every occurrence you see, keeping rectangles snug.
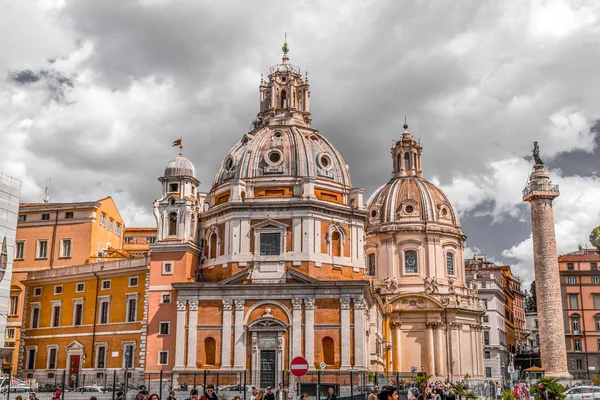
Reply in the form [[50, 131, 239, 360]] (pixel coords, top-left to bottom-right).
[[200, 385, 218, 400], [137, 386, 150, 400], [28, 393, 38, 400], [445, 388, 455, 400], [233, 397, 241, 400], [251, 388, 258, 400], [300, 394, 308, 400], [186, 389, 199, 400], [16, 396, 22, 400], [378, 385, 399, 400], [117, 391, 125, 400], [52, 390, 62, 400], [326, 387, 337, 400], [255, 389, 265, 400], [166, 391, 176, 400], [265, 387, 275, 400], [276, 383, 288, 400], [149, 394, 160, 400], [90, 396, 98, 400], [495, 383, 501, 400]]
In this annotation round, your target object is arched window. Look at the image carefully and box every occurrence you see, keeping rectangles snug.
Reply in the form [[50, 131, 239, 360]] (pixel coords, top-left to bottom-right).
[[404, 152, 410, 170], [571, 315, 581, 334], [204, 337, 216, 365], [404, 250, 418, 273], [210, 233, 218, 259], [331, 231, 341, 257], [322, 336, 334, 365], [281, 90, 287, 108], [595, 316, 600, 331], [168, 212, 177, 236], [413, 153, 417, 170], [446, 252, 455, 275], [397, 154, 402, 171], [367, 253, 376, 276]]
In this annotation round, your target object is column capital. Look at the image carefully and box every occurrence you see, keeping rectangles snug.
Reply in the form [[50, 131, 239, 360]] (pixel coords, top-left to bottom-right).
[[234, 299, 245, 311], [223, 299, 234, 311], [176, 300, 187, 311], [304, 298, 315, 310], [292, 298, 303, 310], [449, 322, 463, 330], [340, 297, 351, 310], [390, 321, 401, 330], [425, 321, 444, 330], [189, 300, 199, 311], [353, 296, 365, 310]]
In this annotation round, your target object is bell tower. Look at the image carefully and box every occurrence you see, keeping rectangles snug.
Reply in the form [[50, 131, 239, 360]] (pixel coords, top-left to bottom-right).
[[253, 36, 312, 129], [391, 119, 423, 178]]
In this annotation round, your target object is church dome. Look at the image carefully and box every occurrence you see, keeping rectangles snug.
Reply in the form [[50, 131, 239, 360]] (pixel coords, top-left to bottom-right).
[[367, 176, 460, 227], [213, 126, 351, 188], [165, 154, 196, 178]]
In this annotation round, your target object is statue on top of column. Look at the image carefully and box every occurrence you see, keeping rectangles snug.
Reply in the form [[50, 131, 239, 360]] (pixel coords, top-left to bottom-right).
[[533, 141, 543, 165]]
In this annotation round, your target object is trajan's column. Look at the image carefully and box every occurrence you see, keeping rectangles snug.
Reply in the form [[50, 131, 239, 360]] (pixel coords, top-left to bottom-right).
[[523, 142, 571, 379]]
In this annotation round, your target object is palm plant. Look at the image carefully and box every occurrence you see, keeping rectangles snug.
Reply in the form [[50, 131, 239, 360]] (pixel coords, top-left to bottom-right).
[[413, 372, 432, 392], [501, 390, 516, 400], [530, 378, 565, 400], [451, 383, 467, 400]]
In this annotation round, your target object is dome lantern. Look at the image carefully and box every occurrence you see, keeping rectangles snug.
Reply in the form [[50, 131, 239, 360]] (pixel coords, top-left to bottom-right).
[[391, 118, 423, 179]]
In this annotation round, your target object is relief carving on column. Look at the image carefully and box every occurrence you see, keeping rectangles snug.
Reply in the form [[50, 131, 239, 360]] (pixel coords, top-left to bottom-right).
[[425, 321, 444, 330], [449, 322, 463, 330], [292, 298, 303, 310], [353, 297, 365, 309], [340, 298, 351, 310], [177, 300, 187, 311], [223, 299, 233, 311], [471, 324, 483, 332], [440, 296, 450, 308], [189, 300, 199, 311], [234, 299, 245, 311], [304, 298, 315, 310], [390, 321, 401, 330]]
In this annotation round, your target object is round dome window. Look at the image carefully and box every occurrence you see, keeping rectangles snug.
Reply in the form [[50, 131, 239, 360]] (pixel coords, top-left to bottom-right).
[[265, 149, 284, 166], [405, 205, 414, 214], [225, 156, 235, 171], [273, 131, 283, 139], [370, 209, 378, 218], [318, 153, 333, 170], [442, 208, 448, 216]]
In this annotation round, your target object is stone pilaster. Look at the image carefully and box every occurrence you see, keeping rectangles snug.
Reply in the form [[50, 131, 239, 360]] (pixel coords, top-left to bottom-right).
[[353, 297, 366, 369], [220, 299, 233, 369], [174, 300, 187, 369], [340, 297, 351, 369], [292, 298, 303, 358], [233, 299, 245, 369], [305, 298, 315, 369], [186, 300, 198, 369], [390, 321, 402, 372]]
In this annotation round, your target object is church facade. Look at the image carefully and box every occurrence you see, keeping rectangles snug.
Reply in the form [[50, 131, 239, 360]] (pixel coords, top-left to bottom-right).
[[144, 41, 483, 384]]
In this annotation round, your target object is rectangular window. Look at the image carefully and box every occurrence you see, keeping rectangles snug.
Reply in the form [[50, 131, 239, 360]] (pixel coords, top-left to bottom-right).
[[446, 252, 455, 275], [76, 283, 85, 292], [60, 239, 72, 258], [568, 276, 577, 284], [567, 263, 574, 271], [18, 215, 26, 222], [65, 212, 74, 219], [148, 236, 156, 244], [108, 219, 114, 232], [37, 240, 48, 258], [594, 295, 600, 310], [574, 339, 582, 352], [15, 241, 25, 259], [27, 348, 36, 370], [592, 262, 598, 270], [127, 298, 137, 322], [129, 277, 138, 287], [33, 287, 42, 297], [594, 277, 600, 284], [572, 318, 581, 334], [51, 305, 61, 327], [158, 351, 168, 365], [483, 315, 489, 323], [74, 303, 83, 326], [481, 281, 487, 289], [485, 367, 492, 378], [168, 183, 179, 193], [367, 253, 376, 276], [99, 301, 110, 324], [159, 322, 170, 335], [570, 294, 580, 310], [484, 351, 491, 359], [124, 236, 133, 243], [596, 319, 600, 331], [102, 280, 111, 290], [484, 331, 490, 345], [404, 250, 418, 273], [100, 213, 106, 227], [6, 328, 15, 339], [260, 233, 281, 256], [162, 262, 173, 275], [124, 345, 134, 368], [576, 359, 583, 370], [115, 224, 121, 236], [48, 348, 57, 369], [31, 306, 40, 328], [41, 213, 50, 220], [9, 296, 18, 316], [54, 285, 62, 295], [97, 346, 106, 369], [161, 293, 171, 304]]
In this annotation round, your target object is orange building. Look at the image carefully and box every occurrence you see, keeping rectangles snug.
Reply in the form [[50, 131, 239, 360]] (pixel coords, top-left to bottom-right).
[[123, 227, 157, 256], [18, 257, 148, 386], [560, 247, 600, 379], [4, 197, 125, 374]]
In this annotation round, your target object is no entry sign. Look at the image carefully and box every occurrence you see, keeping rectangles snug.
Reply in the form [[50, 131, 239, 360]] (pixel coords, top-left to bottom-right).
[[290, 356, 309, 377]]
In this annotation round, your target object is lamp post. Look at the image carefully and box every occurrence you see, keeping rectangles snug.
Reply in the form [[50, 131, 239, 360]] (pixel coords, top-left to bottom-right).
[[501, 362, 506, 389]]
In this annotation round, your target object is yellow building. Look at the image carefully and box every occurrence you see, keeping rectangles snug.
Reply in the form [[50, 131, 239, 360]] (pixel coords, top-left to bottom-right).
[[18, 257, 148, 386], [123, 227, 157, 256], [4, 197, 125, 374]]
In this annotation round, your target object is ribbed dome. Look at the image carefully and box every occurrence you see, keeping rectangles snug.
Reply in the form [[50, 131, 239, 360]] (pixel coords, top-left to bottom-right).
[[367, 176, 461, 228], [213, 126, 351, 188], [165, 155, 196, 178]]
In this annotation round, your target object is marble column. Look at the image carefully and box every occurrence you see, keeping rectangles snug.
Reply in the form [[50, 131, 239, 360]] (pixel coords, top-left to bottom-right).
[[187, 300, 198, 369], [292, 298, 303, 358], [450, 323, 462, 378], [353, 297, 366, 369], [434, 324, 445, 377], [425, 323, 435, 375], [340, 298, 351, 368], [391, 322, 402, 372], [220, 299, 233, 369], [305, 298, 315, 369], [174, 300, 187, 369], [233, 299, 245, 369]]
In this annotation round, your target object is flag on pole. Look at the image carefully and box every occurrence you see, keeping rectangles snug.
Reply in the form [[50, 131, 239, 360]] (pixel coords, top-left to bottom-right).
[[172, 138, 182, 147]]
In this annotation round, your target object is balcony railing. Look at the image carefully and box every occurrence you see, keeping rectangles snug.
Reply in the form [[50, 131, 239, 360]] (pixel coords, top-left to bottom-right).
[[523, 183, 559, 197]]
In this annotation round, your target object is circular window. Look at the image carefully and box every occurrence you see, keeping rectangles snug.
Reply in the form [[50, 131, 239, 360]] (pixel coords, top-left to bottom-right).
[[273, 131, 283, 139], [169, 198, 175, 206], [225, 156, 234, 171], [442, 208, 448, 216], [318, 153, 333, 170], [370, 209, 378, 218], [265, 149, 284, 166], [405, 205, 414, 214]]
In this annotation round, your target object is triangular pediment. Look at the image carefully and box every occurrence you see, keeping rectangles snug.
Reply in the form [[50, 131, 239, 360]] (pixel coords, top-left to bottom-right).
[[66, 340, 84, 350], [219, 268, 252, 285], [251, 219, 289, 230], [285, 269, 320, 284]]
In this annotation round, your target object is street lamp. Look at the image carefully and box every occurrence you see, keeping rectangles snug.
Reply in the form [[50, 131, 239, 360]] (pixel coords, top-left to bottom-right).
[[501, 362, 506, 389]]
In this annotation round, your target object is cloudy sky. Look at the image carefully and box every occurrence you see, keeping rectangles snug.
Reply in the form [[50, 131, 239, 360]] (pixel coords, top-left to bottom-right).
[[2, 0, 600, 285]]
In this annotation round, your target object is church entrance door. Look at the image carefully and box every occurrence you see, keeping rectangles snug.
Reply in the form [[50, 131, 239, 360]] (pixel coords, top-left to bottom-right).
[[260, 350, 276, 389]]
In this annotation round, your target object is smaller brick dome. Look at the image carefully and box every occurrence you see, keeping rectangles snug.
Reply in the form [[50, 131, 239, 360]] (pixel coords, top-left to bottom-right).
[[165, 155, 196, 178]]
